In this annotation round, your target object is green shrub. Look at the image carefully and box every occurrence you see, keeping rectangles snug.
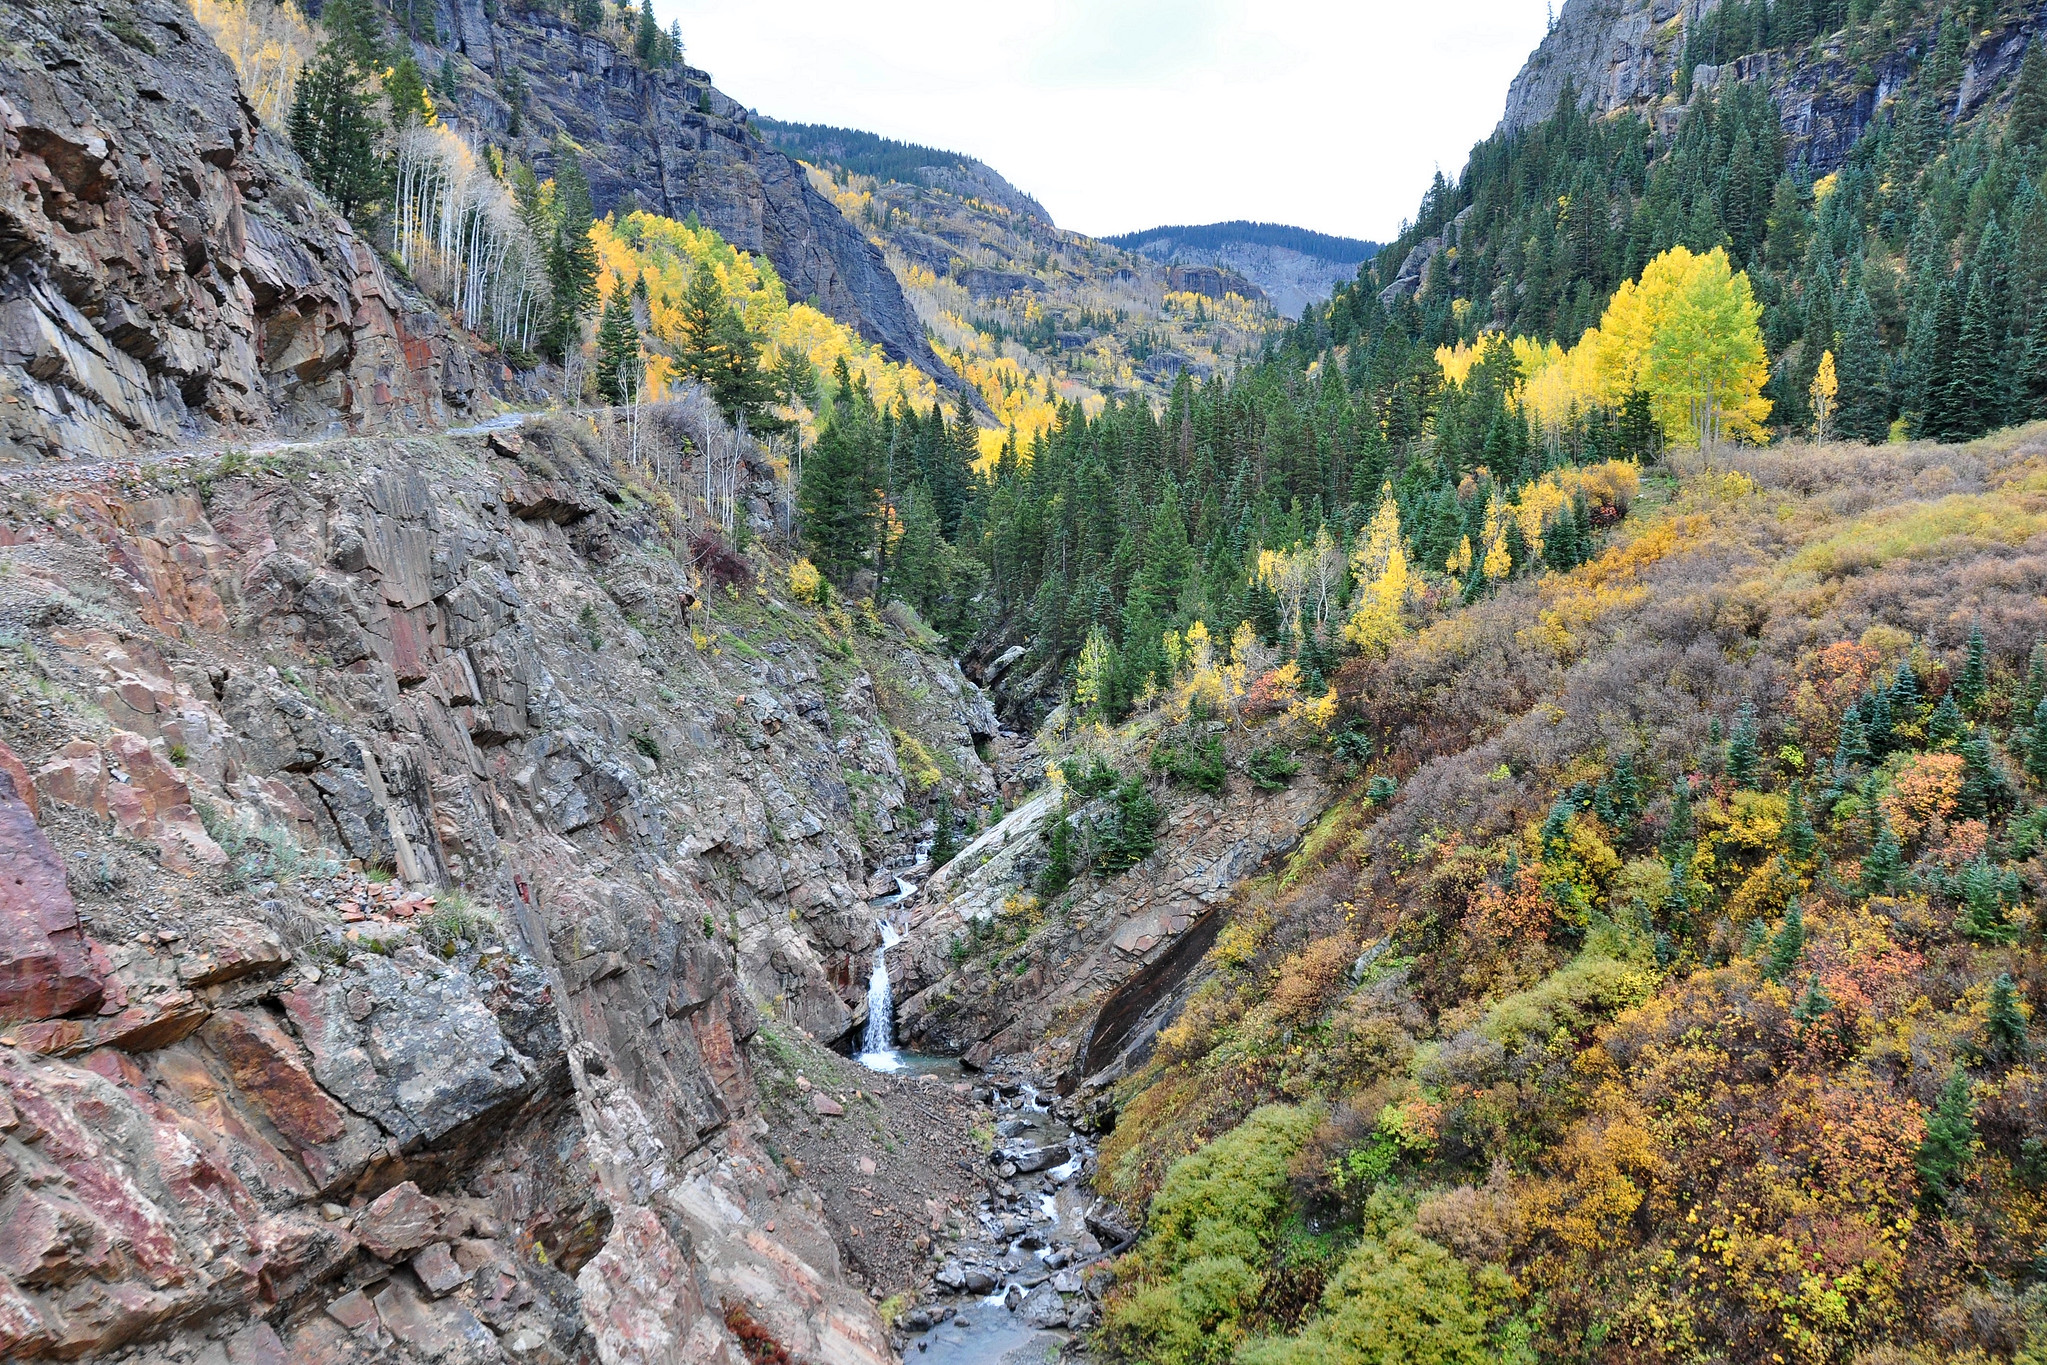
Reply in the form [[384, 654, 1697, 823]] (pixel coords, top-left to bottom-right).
[[1154, 736, 1227, 793], [1103, 1103, 1323, 1364], [1236, 1223, 1500, 1365], [1247, 745, 1301, 790]]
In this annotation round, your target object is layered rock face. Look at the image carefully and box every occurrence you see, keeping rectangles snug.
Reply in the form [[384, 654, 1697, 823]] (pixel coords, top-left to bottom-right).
[[1499, 0, 2047, 166], [0, 413, 1000, 1361], [0, 0, 506, 466], [892, 767, 1329, 1088], [420, 2, 952, 385]]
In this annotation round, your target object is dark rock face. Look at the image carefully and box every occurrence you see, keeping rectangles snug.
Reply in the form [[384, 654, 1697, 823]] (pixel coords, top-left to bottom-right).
[[0, 0, 498, 465], [423, 4, 954, 386], [1499, 0, 2047, 174]]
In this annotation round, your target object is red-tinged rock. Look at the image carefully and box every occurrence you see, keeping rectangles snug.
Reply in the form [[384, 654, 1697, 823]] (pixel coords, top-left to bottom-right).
[[809, 1092, 844, 1117], [324, 1288, 377, 1331], [0, 1276, 54, 1358], [200, 1010, 348, 1149], [412, 1241, 465, 1297], [96, 991, 210, 1053], [0, 739, 36, 823], [357, 1181, 444, 1261], [177, 920, 288, 988], [0, 764, 104, 1024], [32, 739, 108, 819], [575, 1206, 731, 1365], [12, 1019, 91, 1056]]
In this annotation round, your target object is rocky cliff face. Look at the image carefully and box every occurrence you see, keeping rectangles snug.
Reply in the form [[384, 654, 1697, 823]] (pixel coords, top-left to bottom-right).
[[0, 0, 510, 467], [0, 408, 1006, 1361], [1499, 0, 2047, 167], [416, 1, 954, 387]]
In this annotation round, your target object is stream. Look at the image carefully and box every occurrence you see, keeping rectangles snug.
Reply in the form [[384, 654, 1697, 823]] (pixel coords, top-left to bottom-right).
[[853, 895, 1115, 1363]]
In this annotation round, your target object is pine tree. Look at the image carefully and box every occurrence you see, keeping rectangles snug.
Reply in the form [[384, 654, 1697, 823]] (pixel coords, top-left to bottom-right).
[[1835, 281, 1889, 442], [2014, 41, 2047, 147], [288, 45, 386, 222], [386, 55, 430, 130], [1958, 623, 1989, 712], [593, 289, 643, 406], [1728, 701, 1761, 787], [1943, 277, 2003, 438], [1916, 1065, 1976, 1212], [2026, 695, 2047, 786], [1792, 973, 1835, 1035], [1661, 776, 1695, 863], [1986, 973, 2030, 1062], [1863, 820, 1904, 894], [1833, 707, 1871, 777], [2024, 641, 2047, 719], [1787, 779, 1818, 860], [929, 791, 958, 869], [1764, 898, 1806, 983], [544, 147, 599, 360], [1929, 691, 1965, 747]]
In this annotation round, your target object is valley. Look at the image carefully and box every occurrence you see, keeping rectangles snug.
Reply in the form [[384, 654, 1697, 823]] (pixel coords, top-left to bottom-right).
[[12, 0, 2047, 1362]]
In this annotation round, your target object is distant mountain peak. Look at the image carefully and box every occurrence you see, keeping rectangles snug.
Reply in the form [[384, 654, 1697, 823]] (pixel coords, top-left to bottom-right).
[[1102, 222, 1380, 318]]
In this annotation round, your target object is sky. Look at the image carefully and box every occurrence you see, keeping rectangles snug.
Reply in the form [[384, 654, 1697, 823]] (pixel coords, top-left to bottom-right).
[[652, 0, 1556, 245]]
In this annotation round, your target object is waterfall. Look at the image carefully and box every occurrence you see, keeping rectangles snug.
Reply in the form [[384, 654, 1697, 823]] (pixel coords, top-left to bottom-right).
[[859, 920, 904, 1068]]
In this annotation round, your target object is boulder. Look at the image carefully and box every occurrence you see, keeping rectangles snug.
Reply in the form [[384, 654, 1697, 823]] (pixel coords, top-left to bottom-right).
[[357, 1181, 445, 1261]]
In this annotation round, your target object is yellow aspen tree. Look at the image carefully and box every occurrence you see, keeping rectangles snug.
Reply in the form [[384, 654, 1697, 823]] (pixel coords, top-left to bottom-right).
[[1592, 245, 1771, 447], [1343, 485, 1411, 655], [1074, 626, 1113, 716], [1481, 491, 1513, 581], [1809, 349, 1838, 443]]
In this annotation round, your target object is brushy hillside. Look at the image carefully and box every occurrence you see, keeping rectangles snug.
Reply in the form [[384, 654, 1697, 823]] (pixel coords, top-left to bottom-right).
[[1092, 425, 2047, 1364]]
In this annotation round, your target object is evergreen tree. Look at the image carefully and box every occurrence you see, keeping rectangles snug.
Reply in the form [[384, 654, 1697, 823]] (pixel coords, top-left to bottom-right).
[[1916, 1065, 1976, 1212], [1787, 779, 1818, 860], [929, 791, 958, 869], [288, 33, 386, 222], [544, 147, 599, 360], [1928, 691, 1964, 747], [386, 55, 430, 130], [1661, 776, 1695, 863], [1834, 282, 1889, 442], [1728, 701, 1761, 787], [1986, 974, 2030, 1063], [1763, 897, 1806, 983], [2014, 42, 2047, 147], [2029, 695, 2047, 785], [593, 289, 643, 406], [798, 361, 882, 583], [1833, 707, 1872, 777], [1942, 277, 2003, 437], [1862, 820, 1904, 893], [1958, 623, 1989, 712]]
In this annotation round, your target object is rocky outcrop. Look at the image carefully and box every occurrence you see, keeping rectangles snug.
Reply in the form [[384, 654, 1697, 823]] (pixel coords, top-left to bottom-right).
[[893, 765, 1328, 1085], [421, 5, 955, 388], [0, 411, 1001, 1360], [0, 0, 505, 466], [1499, 0, 2047, 172]]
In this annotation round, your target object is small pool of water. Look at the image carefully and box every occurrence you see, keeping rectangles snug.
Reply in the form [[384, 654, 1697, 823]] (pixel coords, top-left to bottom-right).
[[856, 1049, 969, 1079], [908, 1312, 1062, 1364]]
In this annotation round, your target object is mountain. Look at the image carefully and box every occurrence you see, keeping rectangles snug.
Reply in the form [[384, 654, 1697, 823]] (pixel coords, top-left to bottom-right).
[[18, 1, 2047, 1364], [768, 122, 1279, 445], [1104, 220, 1380, 317], [755, 118, 1053, 225], [413, 6, 957, 395]]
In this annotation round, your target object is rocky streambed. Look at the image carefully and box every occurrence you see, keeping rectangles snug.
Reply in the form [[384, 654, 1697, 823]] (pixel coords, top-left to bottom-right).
[[896, 1069, 1127, 1364]]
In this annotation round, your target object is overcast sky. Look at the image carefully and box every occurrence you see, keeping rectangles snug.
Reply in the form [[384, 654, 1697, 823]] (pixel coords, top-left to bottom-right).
[[652, 0, 1555, 244]]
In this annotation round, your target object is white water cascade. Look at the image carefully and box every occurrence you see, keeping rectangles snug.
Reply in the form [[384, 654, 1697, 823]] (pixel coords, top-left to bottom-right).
[[857, 920, 905, 1071]]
